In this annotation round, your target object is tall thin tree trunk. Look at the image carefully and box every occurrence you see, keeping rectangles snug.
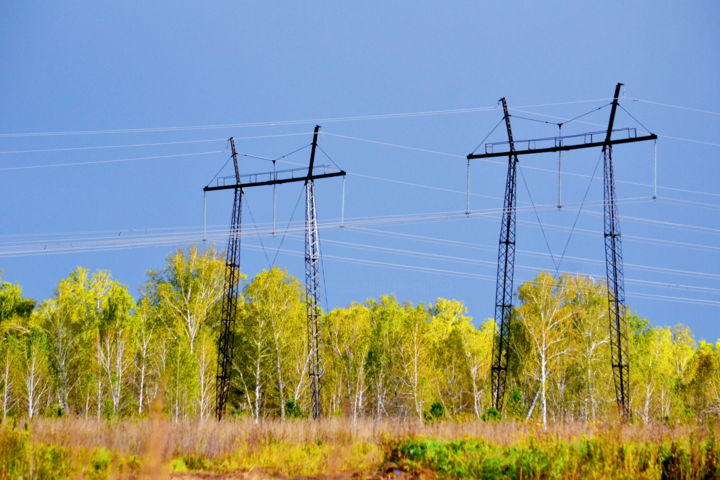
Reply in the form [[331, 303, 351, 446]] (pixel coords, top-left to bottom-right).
[[138, 359, 146, 415], [254, 339, 262, 423], [274, 336, 285, 419], [470, 365, 480, 418], [2, 358, 10, 422], [541, 350, 548, 427]]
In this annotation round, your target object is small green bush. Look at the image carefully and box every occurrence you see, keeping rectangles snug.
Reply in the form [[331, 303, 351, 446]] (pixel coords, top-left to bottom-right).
[[386, 436, 720, 480], [87, 447, 111, 480], [0, 428, 72, 480], [33, 444, 72, 480], [285, 400, 304, 419], [182, 454, 211, 470], [482, 407, 502, 422], [423, 402, 445, 422], [0, 427, 30, 479]]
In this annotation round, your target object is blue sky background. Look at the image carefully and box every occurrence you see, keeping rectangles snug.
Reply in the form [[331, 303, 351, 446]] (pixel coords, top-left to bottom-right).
[[1, 2, 719, 339]]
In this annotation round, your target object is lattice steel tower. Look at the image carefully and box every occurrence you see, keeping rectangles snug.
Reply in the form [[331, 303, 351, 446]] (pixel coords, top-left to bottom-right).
[[214, 138, 243, 420], [489, 98, 519, 412], [205, 126, 345, 420], [305, 126, 323, 419], [468, 83, 655, 419]]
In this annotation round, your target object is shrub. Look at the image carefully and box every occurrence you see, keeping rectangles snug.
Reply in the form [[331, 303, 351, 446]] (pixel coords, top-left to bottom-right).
[[0, 427, 30, 479], [0, 428, 72, 480], [386, 436, 720, 479], [285, 400, 304, 419], [87, 447, 112, 480], [33, 444, 72, 480], [423, 402, 445, 422], [482, 407, 502, 422]]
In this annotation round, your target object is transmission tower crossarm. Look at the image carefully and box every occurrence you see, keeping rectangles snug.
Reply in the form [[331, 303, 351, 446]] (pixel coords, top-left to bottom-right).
[[204, 127, 345, 192], [468, 85, 656, 161], [203, 170, 346, 192], [466, 133, 657, 160]]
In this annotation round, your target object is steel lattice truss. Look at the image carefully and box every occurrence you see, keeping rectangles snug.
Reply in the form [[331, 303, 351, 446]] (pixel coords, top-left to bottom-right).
[[205, 126, 345, 420], [305, 178, 323, 419], [214, 141, 243, 420], [490, 98, 519, 413], [468, 83, 655, 419]]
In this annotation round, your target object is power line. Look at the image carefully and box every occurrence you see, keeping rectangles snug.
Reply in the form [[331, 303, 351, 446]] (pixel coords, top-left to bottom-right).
[[350, 226, 720, 281], [1, 196, 717, 253], [283, 233, 720, 296], [5, 96, 719, 140], [0, 150, 224, 171], [627, 97, 720, 117], [239, 243, 720, 308], [0, 197, 652, 248], [0, 133, 313, 156], [7, 226, 719, 300], [2, 126, 717, 204], [13, 229, 711, 308], [509, 107, 720, 148], [2, 205, 718, 280], [0, 98, 613, 139], [319, 130, 720, 200]]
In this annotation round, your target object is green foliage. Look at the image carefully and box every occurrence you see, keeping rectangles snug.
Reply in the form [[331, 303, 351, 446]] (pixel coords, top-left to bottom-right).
[[0, 281, 35, 324], [0, 427, 30, 478], [33, 444, 72, 480], [170, 456, 188, 472], [386, 435, 720, 479], [504, 389, 523, 420], [424, 402, 445, 422], [482, 407, 502, 422], [285, 399, 304, 419], [0, 253, 718, 424], [88, 447, 111, 480], [0, 427, 72, 479]]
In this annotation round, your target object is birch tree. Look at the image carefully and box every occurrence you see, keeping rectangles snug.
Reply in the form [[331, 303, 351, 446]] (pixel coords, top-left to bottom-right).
[[462, 319, 494, 418], [566, 275, 611, 421], [20, 326, 49, 419], [238, 268, 304, 418], [133, 298, 161, 416], [515, 272, 575, 426], [94, 275, 135, 415], [147, 246, 227, 418], [149, 246, 226, 353], [324, 304, 372, 419], [0, 280, 34, 422]]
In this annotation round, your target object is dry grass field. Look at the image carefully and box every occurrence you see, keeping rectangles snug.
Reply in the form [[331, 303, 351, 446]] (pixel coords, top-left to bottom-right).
[[1, 416, 718, 479]]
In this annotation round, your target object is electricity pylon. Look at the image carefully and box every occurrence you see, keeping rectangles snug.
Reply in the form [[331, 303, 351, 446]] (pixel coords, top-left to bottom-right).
[[468, 83, 656, 419], [205, 126, 345, 420]]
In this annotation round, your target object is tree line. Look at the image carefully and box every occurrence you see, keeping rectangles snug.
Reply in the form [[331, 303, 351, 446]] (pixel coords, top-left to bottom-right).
[[0, 246, 718, 423]]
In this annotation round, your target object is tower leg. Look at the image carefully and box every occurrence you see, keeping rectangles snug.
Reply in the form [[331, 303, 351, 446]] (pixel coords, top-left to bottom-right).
[[491, 98, 519, 412], [215, 187, 243, 420], [305, 179, 322, 419], [603, 144, 631, 419]]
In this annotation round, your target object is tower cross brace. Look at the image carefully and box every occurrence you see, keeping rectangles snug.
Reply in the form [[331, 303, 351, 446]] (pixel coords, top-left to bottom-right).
[[205, 126, 345, 420], [468, 83, 656, 419]]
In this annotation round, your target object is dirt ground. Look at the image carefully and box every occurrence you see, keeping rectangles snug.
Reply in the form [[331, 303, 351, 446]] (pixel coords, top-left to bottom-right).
[[170, 464, 430, 480]]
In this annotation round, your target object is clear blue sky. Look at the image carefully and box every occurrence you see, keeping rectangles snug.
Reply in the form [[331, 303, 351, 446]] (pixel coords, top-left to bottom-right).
[[1, 2, 719, 340]]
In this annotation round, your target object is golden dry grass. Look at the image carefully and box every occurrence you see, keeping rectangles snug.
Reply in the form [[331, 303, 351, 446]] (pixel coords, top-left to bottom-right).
[[27, 416, 705, 454], [4, 416, 716, 479]]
